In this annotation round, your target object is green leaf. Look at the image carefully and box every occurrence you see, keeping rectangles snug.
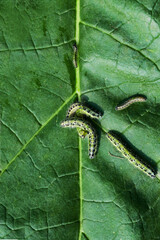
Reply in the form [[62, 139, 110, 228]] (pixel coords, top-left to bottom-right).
[[1, 0, 160, 239]]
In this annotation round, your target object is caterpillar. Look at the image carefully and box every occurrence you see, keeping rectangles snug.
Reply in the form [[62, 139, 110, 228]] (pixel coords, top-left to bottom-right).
[[66, 102, 102, 119], [106, 131, 156, 178], [73, 43, 78, 68], [66, 103, 101, 140], [61, 118, 98, 159], [115, 95, 147, 111], [77, 128, 88, 139]]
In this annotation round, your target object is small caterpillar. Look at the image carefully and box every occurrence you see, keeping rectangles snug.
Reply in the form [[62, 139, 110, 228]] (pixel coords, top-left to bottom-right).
[[115, 95, 147, 111], [66, 102, 102, 119], [61, 118, 97, 159], [66, 102, 101, 142], [106, 131, 156, 178], [77, 128, 88, 139], [73, 43, 78, 68]]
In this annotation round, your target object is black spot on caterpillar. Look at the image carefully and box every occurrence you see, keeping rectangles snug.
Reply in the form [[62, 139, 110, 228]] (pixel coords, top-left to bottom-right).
[[106, 130, 156, 178], [73, 43, 78, 68], [115, 95, 147, 111], [61, 118, 98, 159]]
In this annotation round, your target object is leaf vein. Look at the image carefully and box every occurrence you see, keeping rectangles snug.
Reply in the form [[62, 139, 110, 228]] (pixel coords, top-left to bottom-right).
[[80, 20, 160, 72], [0, 92, 76, 178]]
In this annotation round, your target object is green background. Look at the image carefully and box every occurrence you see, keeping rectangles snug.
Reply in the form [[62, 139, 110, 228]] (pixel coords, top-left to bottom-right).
[[1, 0, 160, 239]]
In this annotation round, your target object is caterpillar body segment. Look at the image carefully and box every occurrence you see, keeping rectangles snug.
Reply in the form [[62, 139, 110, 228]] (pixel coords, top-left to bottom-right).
[[89, 128, 98, 159], [66, 103, 81, 119], [66, 102, 102, 119], [73, 43, 78, 68], [61, 118, 98, 159], [77, 128, 88, 139], [115, 95, 147, 111], [106, 131, 156, 178]]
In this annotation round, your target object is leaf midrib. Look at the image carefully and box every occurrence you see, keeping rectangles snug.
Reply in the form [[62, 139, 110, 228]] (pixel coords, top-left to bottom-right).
[[1, 1, 83, 238], [75, 0, 83, 239]]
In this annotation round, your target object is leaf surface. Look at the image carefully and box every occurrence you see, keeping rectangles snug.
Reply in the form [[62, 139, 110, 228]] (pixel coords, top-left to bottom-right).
[[1, 0, 160, 239]]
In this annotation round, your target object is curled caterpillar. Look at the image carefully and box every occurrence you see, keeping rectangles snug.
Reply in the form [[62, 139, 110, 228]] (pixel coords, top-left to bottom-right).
[[66, 103, 81, 118], [115, 95, 147, 111], [66, 102, 102, 119], [73, 43, 78, 68], [106, 131, 156, 178], [77, 128, 88, 139], [61, 118, 97, 159]]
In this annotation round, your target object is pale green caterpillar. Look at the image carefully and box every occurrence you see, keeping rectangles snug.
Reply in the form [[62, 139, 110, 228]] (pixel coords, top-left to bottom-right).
[[61, 118, 98, 159], [115, 95, 147, 111], [66, 102, 102, 139], [106, 131, 156, 178], [73, 43, 78, 68], [77, 128, 88, 139], [66, 102, 102, 119]]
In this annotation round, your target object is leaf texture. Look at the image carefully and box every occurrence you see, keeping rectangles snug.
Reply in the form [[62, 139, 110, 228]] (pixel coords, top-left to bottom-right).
[[1, 0, 160, 239]]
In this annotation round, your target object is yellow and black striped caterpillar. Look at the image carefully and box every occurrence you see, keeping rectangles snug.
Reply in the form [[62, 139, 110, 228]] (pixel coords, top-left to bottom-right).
[[115, 95, 147, 111], [106, 131, 156, 178], [61, 118, 98, 159]]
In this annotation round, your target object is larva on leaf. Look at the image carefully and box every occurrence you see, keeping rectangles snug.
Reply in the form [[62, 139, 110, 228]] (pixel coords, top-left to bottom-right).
[[106, 130, 156, 178], [66, 102, 81, 119], [77, 128, 88, 139], [66, 102, 102, 119], [115, 95, 147, 111], [61, 118, 98, 159], [73, 43, 78, 68]]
